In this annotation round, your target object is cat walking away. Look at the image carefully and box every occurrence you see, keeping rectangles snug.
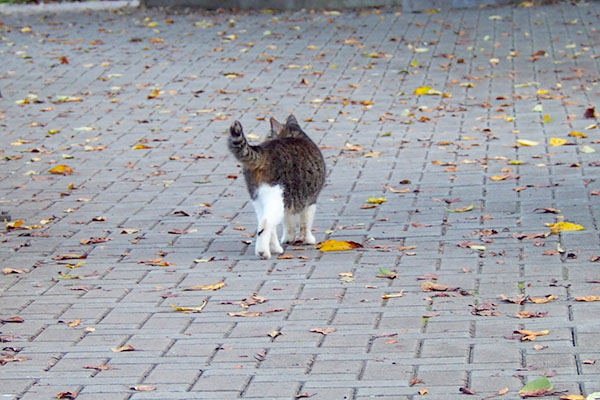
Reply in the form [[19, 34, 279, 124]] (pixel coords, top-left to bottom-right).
[[228, 115, 326, 260]]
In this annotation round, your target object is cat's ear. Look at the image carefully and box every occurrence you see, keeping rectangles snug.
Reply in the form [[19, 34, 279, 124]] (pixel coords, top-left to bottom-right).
[[269, 117, 284, 138], [285, 114, 299, 128], [230, 120, 244, 137]]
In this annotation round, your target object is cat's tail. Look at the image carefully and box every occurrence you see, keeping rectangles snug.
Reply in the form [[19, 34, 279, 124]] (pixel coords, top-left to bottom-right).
[[228, 120, 262, 166]]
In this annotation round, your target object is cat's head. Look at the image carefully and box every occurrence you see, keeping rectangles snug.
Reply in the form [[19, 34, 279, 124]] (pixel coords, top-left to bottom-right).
[[268, 114, 303, 139]]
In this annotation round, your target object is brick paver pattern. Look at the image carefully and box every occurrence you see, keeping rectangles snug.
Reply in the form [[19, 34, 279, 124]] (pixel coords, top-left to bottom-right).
[[1, 2, 599, 399]]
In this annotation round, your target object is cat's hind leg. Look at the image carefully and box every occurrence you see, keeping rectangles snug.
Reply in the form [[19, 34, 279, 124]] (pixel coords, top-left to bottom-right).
[[253, 185, 284, 259], [281, 211, 297, 244], [299, 204, 317, 244]]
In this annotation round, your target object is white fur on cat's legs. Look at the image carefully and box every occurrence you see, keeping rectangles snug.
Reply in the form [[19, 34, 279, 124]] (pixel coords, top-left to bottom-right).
[[252, 184, 284, 260], [281, 212, 297, 244], [299, 204, 317, 244]]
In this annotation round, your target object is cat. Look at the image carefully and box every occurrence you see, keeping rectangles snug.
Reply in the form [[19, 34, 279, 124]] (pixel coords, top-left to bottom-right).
[[228, 114, 326, 260]]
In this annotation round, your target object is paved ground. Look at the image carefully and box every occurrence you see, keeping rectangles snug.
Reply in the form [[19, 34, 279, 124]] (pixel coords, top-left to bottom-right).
[[1, 2, 599, 399]]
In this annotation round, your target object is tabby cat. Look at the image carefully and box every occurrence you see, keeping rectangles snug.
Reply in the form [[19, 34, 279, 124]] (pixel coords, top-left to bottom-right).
[[228, 115, 326, 259]]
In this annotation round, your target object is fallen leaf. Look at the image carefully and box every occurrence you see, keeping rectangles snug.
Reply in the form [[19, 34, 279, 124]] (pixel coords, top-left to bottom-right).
[[500, 294, 527, 304], [318, 239, 363, 252], [528, 294, 557, 304], [534, 207, 560, 214], [1, 316, 24, 323], [519, 376, 553, 397], [584, 106, 597, 119], [414, 86, 441, 95], [130, 386, 156, 392], [581, 145, 596, 154], [2, 268, 25, 274], [574, 295, 600, 302], [183, 282, 225, 291], [517, 139, 539, 146], [570, 131, 587, 138], [228, 311, 262, 317], [310, 327, 336, 335], [367, 197, 387, 204], [132, 144, 152, 150], [550, 137, 567, 146], [418, 388, 429, 395], [83, 364, 111, 371], [49, 165, 74, 175], [111, 344, 136, 352], [53, 254, 87, 260], [57, 392, 78, 399], [446, 204, 474, 213], [421, 281, 455, 292], [517, 311, 548, 319], [382, 291, 404, 299], [377, 267, 398, 279], [548, 221, 585, 234], [460, 387, 477, 395], [515, 329, 549, 341], [171, 300, 208, 313], [559, 395, 585, 400]]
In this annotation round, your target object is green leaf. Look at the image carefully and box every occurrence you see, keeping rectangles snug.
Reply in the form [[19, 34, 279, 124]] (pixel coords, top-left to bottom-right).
[[377, 267, 398, 279], [519, 377, 553, 397]]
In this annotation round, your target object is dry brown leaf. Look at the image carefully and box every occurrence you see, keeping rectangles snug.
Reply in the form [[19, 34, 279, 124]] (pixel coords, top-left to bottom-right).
[[130, 386, 156, 392], [528, 295, 558, 304], [421, 281, 454, 292], [574, 295, 600, 302], [515, 329, 549, 341], [183, 282, 225, 291], [111, 344, 135, 352], [57, 392, 78, 399], [171, 300, 208, 313], [228, 311, 262, 317], [309, 327, 336, 335]]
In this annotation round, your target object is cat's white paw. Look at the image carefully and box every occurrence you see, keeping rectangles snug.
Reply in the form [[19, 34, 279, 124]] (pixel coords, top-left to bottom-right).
[[271, 241, 284, 254], [255, 245, 271, 260], [281, 232, 296, 244], [303, 232, 316, 245]]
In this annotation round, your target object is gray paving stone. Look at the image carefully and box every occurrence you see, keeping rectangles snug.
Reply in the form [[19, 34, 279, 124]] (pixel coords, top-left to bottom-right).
[[1, 2, 600, 399]]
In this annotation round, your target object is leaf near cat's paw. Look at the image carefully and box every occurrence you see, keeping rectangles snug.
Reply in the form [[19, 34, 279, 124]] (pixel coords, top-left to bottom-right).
[[317, 239, 363, 252]]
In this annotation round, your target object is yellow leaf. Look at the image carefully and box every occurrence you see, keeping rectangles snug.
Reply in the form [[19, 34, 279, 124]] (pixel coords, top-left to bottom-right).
[[318, 239, 363, 252], [569, 131, 587, 138], [548, 221, 585, 234], [49, 165, 74, 175], [509, 160, 523, 165], [550, 137, 567, 146], [574, 296, 600, 302], [537, 89, 550, 95], [517, 139, 539, 146], [6, 220, 24, 229], [382, 291, 404, 299], [490, 174, 510, 181], [542, 114, 553, 124], [446, 204, 474, 213], [171, 300, 208, 313], [414, 86, 441, 95], [66, 261, 85, 269], [183, 282, 225, 291], [559, 395, 585, 400], [367, 197, 387, 204], [132, 144, 152, 150]]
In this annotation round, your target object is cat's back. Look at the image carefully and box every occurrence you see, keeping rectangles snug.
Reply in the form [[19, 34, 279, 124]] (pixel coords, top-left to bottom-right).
[[255, 134, 325, 211]]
